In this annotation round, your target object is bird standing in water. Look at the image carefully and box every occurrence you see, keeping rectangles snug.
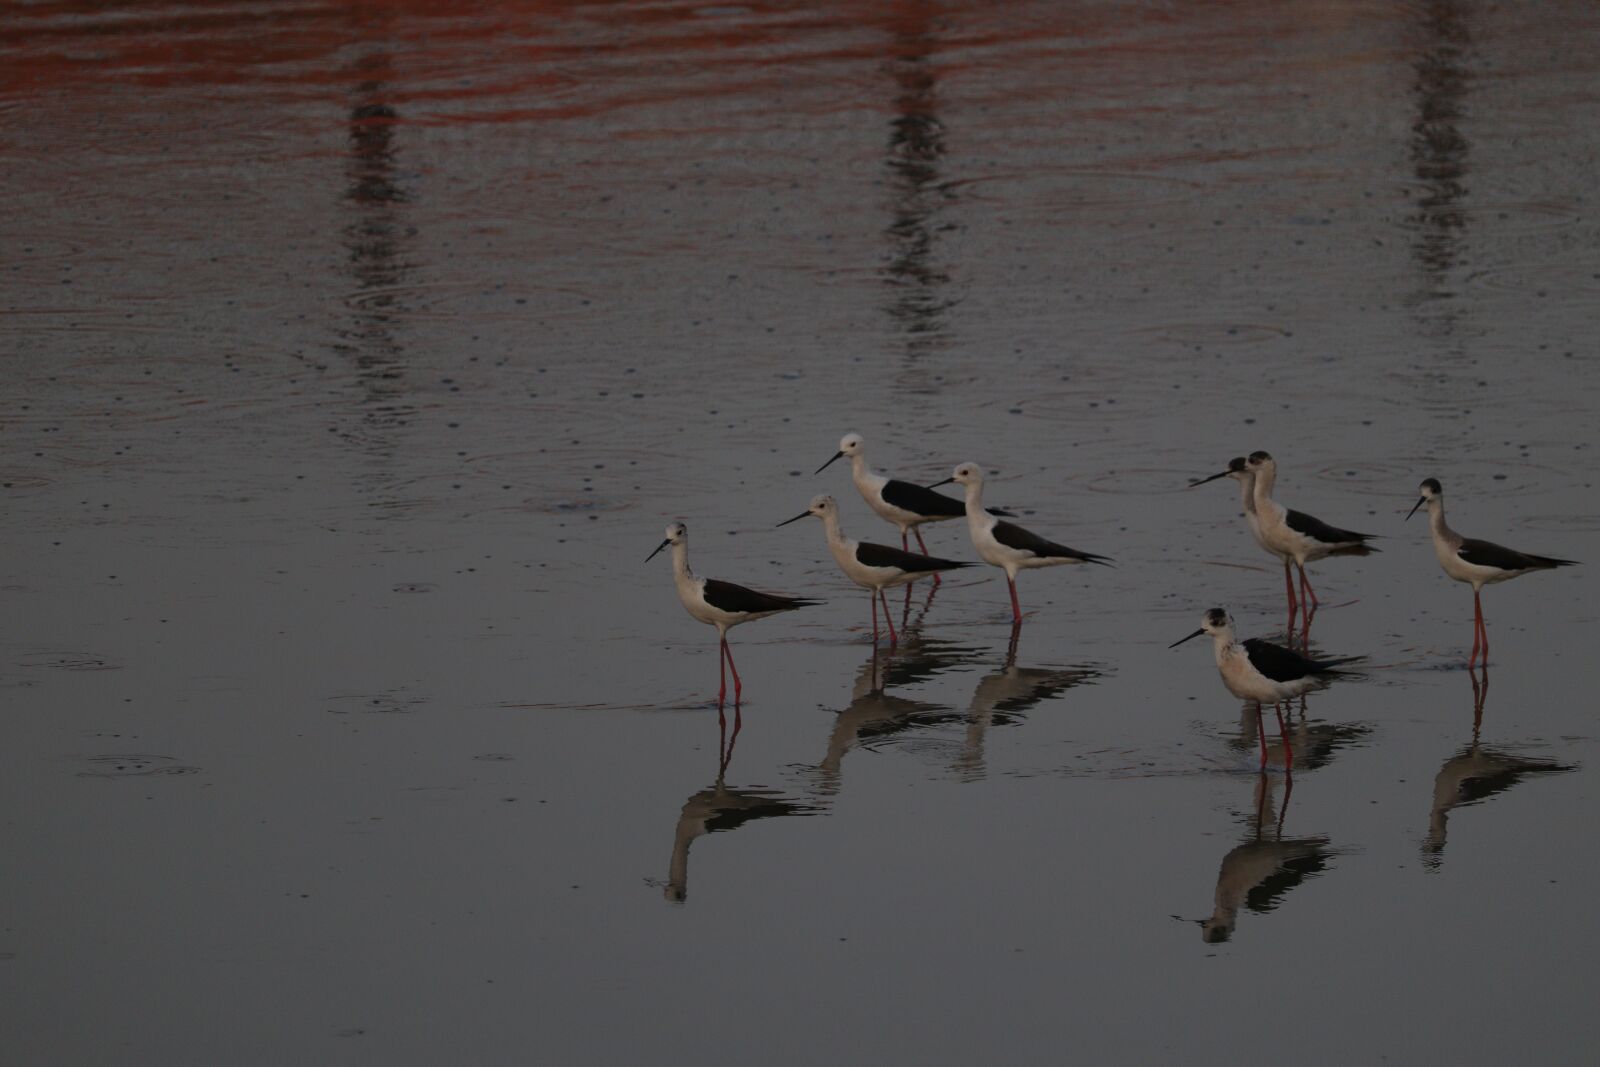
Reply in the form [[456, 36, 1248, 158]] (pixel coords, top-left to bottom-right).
[[1406, 477, 1577, 666], [647, 522, 820, 708]]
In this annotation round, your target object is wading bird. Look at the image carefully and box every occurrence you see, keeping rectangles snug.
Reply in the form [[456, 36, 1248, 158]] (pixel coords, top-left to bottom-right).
[[929, 462, 1111, 625], [778, 494, 969, 646], [1406, 477, 1577, 666], [647, 522, 820, 707], [1170, 608, 1362, 771]]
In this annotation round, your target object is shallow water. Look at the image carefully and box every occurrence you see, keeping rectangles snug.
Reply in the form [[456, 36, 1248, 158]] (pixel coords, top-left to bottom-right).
[[3, 1, 1599, 1063]]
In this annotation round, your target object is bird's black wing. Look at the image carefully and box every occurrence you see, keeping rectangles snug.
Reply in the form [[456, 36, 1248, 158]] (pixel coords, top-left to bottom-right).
[[855, 542, 971, 573], [1242, 638, 1362, 680], [991, 521, 1112, 564], [1284, 508, 1374, 545], [880, 479, 966, 518], [1457, 538, 1577, 571], [702, 579, 820, 614]]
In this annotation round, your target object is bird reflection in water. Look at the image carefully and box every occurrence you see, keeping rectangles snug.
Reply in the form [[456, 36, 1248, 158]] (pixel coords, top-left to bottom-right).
[[662, 715, 817, 904], [1225, 692, 1372, 775], [1422, 667, 1575, 869], [811, 625, 977, 796], [955, 624, 1100, 781], [1189, 774, 1336, 944]]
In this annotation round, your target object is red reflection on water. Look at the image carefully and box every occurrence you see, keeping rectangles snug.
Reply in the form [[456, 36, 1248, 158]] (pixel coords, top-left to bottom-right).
[[0, 0, 1176, 111]]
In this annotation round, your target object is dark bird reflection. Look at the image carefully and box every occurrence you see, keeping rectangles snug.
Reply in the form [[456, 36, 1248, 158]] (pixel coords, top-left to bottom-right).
[[663, 718, 817, 904], [337, 42, 419, 453], [882, 0, 956, 361], [1407, 0, 1472, 323], [1422, 668, 1576, 869], [811, 627, 979, 795], [1225, 691, 1373, 774], [956, 623, 1100, 781], [1194, 775, 1336, 944]]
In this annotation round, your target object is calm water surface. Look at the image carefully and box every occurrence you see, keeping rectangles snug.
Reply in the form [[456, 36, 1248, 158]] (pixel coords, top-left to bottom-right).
[[3, 1, 1598, 1063]]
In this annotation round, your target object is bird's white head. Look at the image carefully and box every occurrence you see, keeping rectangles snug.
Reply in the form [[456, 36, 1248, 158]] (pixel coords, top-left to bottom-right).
[[949, 462, 983, 486], [1406, 477, 1443, 521], [646, 522, 687, 562], [1169, 607, 1235, 649], [1245, 450, 1275, 474], [816, 433, 865, 475], [807, 494, 836, 517], [777, 494, 837, 528], [1187, 456, 1251, 489]]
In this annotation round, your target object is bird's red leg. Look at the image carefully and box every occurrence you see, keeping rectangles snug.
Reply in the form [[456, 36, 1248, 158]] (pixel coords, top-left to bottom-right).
[[914, 527, 941, 585], [901, 530, 910, 552], [1008, 577, 1022, 625], [717, 637, 727, 706], [1283, 559, 1298, 616], [1468, 590, 1482, 666], [1298, 563, 1319, 609], [881, 588, 899, 646], [1255, 703, 1268, 770], [723, 638, 743, 705], [871, 590, 880, 643], [1274, 702, 1293, 773], [1474, 589, 1489, 666]]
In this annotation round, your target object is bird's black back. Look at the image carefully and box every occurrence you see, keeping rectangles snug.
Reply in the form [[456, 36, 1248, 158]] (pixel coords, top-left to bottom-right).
[[881, 479, 966, 518], [703, 579, 820, 615], [1285, 508, 1374, 545], [1457, 538, 1578, 571], [854, 541, 970, 573], [992, 521, 1112, 564], [1242, 638, 1359, 682]]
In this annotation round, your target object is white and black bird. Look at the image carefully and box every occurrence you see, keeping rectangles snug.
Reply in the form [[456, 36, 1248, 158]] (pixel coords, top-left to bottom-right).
[[1406, 477, 1578, 666], [1189, 456, 1283, 569], [929, 462, 1111, 625], [1170, 608, 1362, 770], [647, 522, 820, 706], [778, 494, 970, 646], [815, 433, 1012, 563], [1247, 450, 1378, 613]]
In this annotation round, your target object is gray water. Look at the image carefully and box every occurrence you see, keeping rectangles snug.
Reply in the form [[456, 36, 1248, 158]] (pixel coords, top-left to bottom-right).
[[4, 1, 1598, 1063]]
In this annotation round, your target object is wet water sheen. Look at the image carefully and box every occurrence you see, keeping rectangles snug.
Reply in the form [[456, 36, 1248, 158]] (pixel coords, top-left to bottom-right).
[[3, 2, 1599, 1064]]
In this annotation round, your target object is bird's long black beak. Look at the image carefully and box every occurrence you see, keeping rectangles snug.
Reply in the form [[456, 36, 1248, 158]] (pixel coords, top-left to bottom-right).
[[927, 476, 954, 489], [1188, 470, 1230, 488], [645, 539, 670, 562], [1169, 628, 1205, 649], [776, 510, 811, 528], [1405, 497, 1425, 522], [815, 450, 844, 475]]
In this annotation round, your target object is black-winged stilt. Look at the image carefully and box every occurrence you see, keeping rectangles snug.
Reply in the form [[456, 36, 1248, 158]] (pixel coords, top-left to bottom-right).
[[1405, 477, 1578, 666], [815, 433, 1012, 561], [928, 462, 1111, 625], [1246, 451, 1378, 614], [647, 522, 820, 707], [1169, 608, 1362, 771], [1189, 456, 1285, 569], [777, 494, 969, 646]]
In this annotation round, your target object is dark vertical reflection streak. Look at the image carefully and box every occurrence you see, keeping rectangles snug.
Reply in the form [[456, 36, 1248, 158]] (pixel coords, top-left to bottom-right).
[[882, 0, 955, 365], [1408, 0, 1472, 330], [337, 34, 417, 469]]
